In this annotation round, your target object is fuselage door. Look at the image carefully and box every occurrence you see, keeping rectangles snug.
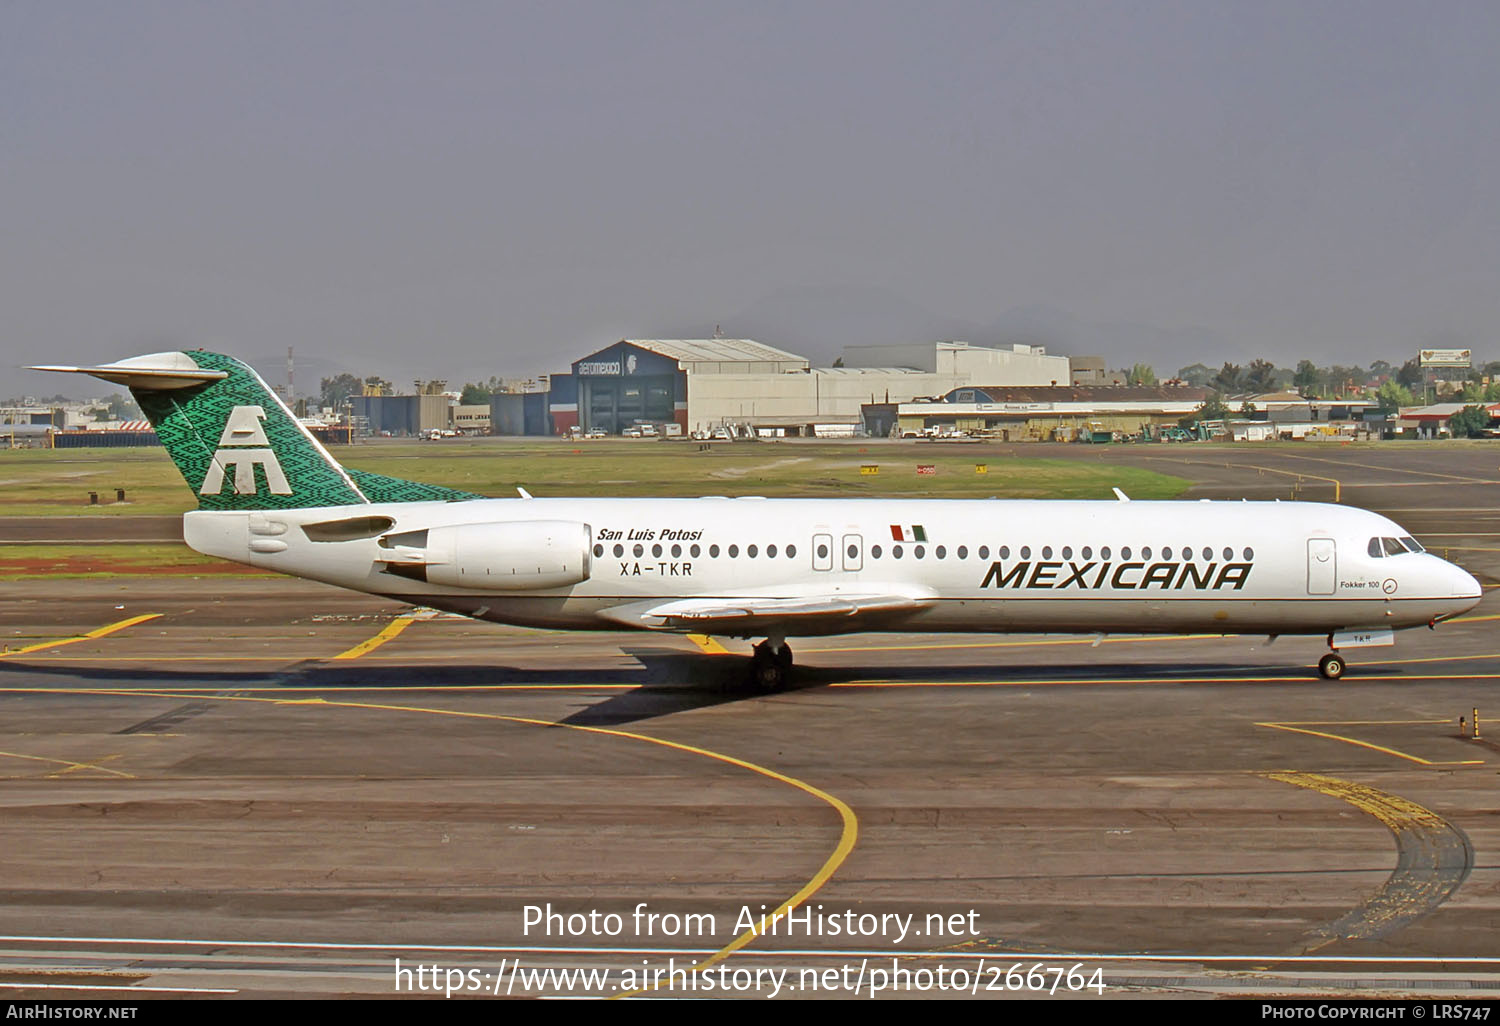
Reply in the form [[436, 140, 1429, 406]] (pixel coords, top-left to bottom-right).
[[1307, 538, 1336, 595], [812, 533, 833, 572], [842, 533, 863, 572]]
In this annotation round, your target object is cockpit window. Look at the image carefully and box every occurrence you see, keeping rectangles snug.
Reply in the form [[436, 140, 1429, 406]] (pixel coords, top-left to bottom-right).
[[1370, 536, 1419, 557]]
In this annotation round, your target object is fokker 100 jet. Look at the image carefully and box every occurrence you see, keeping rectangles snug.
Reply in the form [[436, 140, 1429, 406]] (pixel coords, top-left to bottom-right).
[[36, 351, 1483, 688]]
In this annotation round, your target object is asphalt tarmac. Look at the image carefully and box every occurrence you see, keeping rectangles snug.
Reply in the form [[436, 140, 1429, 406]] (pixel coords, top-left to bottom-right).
[[1, 441, 1497, 999]]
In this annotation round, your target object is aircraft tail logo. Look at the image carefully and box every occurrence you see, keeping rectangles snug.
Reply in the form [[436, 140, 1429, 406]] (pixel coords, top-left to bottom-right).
[[200, 406, 292, 496]]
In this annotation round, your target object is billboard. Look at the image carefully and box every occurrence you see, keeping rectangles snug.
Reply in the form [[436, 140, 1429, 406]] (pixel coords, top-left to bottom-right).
[[1419, 349, 1472, 368]]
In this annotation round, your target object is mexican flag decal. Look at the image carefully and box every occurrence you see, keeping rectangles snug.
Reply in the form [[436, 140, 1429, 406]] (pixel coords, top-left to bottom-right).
[[890, 524, 928, 542]]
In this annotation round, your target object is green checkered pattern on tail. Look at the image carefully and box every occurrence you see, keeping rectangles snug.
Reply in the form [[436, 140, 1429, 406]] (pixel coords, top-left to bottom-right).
[[132, 351, 480, 509]]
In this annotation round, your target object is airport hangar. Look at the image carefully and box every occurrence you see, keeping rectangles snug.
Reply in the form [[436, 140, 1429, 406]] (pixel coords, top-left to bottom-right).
[[538, 338, 1076, 437]]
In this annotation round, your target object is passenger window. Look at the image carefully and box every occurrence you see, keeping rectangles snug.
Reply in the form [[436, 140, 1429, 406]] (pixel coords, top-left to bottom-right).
[[871, 544, 882, 559], [671, 544, 682, 558], [1081, 546, 1092, 559], [614, 543, 624, 557], [709, 544, 720, 557], [998, 546, 1010, 559], [728, 544, 739, 558], [690, 544, 701, 558], [893, 546, 904, 560], [633, 543, 644, 557], [652, 543, 662, 558], [1041, 546, 1052, 559], [594, 544, 604, 557], [915, 545, 926, 559], [979, 546, 990, 559], [1020, 546, 1032, 559], [747, 544, 758, 558], [1101, 547, 1111, 560], [957, 545, 968, 559], [786, 544, 796, 558], [936, 545, 947, 559], [767, 544, 777, 558]]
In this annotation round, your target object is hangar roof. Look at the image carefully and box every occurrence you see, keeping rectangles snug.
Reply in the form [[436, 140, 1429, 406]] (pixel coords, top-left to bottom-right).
[[624, 339, 808, 369]]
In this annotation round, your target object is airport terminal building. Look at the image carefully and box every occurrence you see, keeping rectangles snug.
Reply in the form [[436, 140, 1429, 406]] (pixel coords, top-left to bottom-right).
[[872, 385, 1211, 440]]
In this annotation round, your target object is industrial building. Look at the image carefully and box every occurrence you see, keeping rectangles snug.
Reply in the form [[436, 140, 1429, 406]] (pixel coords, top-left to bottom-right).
[[543, 338, 1080, 437], [348, 393, 453, 436], [489, 391, 551, 436]]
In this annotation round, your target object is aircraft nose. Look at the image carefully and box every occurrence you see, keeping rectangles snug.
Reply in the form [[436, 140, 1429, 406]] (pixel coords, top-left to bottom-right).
[[1445, 560, 1482, 605]]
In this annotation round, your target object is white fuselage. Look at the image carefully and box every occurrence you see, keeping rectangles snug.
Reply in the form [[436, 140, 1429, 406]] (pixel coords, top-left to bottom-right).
[[183, 497, 1482, 639]]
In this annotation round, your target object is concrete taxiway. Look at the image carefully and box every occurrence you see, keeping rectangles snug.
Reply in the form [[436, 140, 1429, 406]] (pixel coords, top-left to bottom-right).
[[0, 442, 1497, 999]]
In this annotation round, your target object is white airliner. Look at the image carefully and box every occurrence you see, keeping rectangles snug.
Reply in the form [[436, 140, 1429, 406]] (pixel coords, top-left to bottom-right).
[[37, 351, 1483, 687]]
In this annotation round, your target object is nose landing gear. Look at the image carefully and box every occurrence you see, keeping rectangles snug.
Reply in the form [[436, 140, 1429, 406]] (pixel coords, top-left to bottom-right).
[[1317, 651, 1346, 680]]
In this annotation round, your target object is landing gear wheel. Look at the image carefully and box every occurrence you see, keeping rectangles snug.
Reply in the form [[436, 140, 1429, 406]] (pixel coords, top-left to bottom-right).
[[1318, 652, 1346, 680], [749, 641, 792, 692]]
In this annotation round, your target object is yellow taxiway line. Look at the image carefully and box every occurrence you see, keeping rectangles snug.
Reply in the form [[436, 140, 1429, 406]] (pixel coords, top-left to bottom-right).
[[0, 750, 135, 779], [14, 686, 859, 996], [1257, 720, 1483, 767], [685, 634, 731, 655], [0, 613, 161, 659], [330, 616, 416, 660]]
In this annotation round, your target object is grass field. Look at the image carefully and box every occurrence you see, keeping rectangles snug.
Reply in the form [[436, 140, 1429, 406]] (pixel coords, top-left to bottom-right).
[[0, 544, 256, 578], [0, 438, 1192, 514]]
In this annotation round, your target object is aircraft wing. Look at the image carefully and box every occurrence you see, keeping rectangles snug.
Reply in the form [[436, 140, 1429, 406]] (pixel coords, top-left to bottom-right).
[[599, 593, 933, 634]]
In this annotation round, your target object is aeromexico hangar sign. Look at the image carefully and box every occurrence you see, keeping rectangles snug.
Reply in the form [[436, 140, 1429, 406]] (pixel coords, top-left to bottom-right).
[[577, 353, 641, 376]]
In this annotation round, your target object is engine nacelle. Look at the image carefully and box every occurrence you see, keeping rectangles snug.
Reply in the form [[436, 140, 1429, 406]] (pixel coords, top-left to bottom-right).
[[421, 520, 592, 590]]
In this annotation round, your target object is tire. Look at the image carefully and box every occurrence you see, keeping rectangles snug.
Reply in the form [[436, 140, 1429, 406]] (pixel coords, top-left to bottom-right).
[[749, 645, 786, 692], [1318, 653, 1346, 680]]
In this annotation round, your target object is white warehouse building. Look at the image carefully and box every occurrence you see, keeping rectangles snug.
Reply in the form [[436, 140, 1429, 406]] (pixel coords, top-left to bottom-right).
[[685, 342, 1069, 435], [547, 338, 1075, 437]]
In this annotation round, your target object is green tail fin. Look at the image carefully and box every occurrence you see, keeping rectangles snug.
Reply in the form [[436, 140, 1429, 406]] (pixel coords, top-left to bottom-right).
[[48, 350, 479, 509]]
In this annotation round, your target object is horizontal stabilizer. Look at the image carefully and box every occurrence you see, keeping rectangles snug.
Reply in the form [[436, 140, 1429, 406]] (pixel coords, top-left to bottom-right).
[[30, 352, 228, 390]]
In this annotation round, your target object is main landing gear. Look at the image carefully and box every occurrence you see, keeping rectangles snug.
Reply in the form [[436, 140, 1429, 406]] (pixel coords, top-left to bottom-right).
[[749, 638, 793, 691], [1317, 651, 1346, 680]]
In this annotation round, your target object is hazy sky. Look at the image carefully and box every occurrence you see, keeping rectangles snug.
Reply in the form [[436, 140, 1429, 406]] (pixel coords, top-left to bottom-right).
[[5, 1, 1498, 397]]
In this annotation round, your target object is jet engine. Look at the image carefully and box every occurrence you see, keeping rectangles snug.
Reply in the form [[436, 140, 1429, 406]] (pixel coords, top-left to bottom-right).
[[377, 520, 591, 589]]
